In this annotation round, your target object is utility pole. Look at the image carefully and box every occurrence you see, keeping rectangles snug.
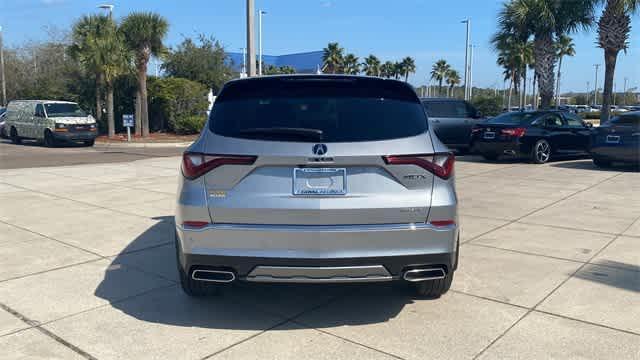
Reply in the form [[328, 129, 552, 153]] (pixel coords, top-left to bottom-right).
[[0, 26, 6, 107], [623, 77, 628, 106], [461, 19, 470, 100], [586, 81, 590, 105], [239, 47, 247, 78], [593, 64, 600, 106], [246, 0, 256, 77], [258, 10, 266, 76], [469, 44, 474, 99]]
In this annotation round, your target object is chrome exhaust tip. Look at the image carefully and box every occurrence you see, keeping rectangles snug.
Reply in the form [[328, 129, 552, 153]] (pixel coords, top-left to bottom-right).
[[402, 267, 446, 282], [191, 269, 236, 283]]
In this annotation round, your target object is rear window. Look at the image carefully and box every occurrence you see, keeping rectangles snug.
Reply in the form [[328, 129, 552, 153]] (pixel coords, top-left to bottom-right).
[[44, 103, 86, 118], [487, 112, 539, 125], [422, 100, 472, 118], [612, 113, 640, 125], [209, 77, 427, 142]]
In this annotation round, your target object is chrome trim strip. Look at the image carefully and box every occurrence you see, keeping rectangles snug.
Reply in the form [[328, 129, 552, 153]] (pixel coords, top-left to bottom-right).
[[180, 222, 456, 233], [245, 265, 393, 283], [402, 268, 446, 282]]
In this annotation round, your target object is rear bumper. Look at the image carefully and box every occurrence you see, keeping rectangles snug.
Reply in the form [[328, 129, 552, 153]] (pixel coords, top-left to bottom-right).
[[176, 222, 458, 280], [472, 140, 527, 157], [591, 145, 640, 163]]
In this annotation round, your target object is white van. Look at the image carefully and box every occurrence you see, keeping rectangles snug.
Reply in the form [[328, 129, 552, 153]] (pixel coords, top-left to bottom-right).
[[4, 100, 97, 147]]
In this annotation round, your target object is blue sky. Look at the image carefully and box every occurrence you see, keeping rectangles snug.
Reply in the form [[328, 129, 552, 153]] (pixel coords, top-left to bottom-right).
[[1, 0, 639, 92]]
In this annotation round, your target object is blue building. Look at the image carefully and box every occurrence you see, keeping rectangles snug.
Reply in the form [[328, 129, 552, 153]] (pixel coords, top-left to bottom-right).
[[227, 51, 323, 74]]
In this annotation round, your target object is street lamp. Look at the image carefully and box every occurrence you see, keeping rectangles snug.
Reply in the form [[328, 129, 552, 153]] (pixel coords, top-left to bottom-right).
[[593, 64, 600, 106], [461, 19, 471, 100], [98, 4, 114, 18], [258, 10, 267, 76]]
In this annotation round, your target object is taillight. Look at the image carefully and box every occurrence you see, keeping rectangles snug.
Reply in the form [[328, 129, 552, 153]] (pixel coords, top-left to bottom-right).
[[182, 152, 257, 180], [501, 127, 527, 137], [182, 221, 209, 228], [471, 127, 482, 134], [383, 153, 455, 179], [429, 220, 456, 227]]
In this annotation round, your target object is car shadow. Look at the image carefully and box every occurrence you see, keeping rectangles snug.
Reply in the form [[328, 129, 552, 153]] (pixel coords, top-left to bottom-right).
[[575, 260, 640, 293], [95, 216, 421, 330], [550, 160, 639, 172]]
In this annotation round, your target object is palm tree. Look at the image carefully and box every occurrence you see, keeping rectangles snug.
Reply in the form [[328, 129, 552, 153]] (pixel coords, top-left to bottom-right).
[[555, 34, 576, 107], [445, 69, 461, 98], [393, 62, 404, 79], [597, 0, 639, 122], [401, 56, 416, 82], [380, 61, 395, 78], [361, 55, 381, 76], [120, 12, 169, 137], [342, 53, 360, 75], [69, 15, 129, 138], [322, 42, 344, 74], [431, 59, 451, 96], [498, 0, 596, 109]]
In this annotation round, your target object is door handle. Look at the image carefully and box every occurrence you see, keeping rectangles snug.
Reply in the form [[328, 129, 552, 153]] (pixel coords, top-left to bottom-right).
[[431, 119, 441, 123]]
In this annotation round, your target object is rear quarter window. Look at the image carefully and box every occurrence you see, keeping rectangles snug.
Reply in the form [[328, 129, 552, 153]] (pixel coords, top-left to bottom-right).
[[210, 77, 428, 142]]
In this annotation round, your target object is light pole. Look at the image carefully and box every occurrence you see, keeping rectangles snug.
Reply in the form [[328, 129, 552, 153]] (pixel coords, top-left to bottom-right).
[[461, 19, 470, 100], [246, 0, 256, 77], [239, 47, 247, 78], [98, 4, 114, 18], [593, 64, 600, 106], [586, 81, 590, 105], [469, 44, 474, 99], [0, 26, 6, 107], [258, 10, 267, 76], [623, 77, 628, 105]]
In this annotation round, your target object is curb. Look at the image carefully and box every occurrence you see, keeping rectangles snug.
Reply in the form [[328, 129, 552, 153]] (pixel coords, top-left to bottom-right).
[[94, 142, 193, 148]]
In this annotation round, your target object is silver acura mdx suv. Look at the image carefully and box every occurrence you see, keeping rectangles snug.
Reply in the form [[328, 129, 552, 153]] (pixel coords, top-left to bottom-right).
[[175, 75, 459, 297]]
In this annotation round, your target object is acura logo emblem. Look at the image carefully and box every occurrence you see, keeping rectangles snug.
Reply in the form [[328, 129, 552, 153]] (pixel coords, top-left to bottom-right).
[[312, 144, 328, 156]]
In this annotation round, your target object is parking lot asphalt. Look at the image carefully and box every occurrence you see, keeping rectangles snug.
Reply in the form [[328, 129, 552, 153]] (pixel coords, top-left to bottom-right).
[[0, 155, 638, 359], [0, 138, 186, 169]]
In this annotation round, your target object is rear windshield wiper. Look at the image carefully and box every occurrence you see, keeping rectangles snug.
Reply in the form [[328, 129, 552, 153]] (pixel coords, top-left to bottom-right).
[[238, 127, 324, 140]]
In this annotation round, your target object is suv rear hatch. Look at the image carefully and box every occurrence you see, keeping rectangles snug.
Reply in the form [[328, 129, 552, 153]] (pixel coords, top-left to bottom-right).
[[197, 76, 445, 225]]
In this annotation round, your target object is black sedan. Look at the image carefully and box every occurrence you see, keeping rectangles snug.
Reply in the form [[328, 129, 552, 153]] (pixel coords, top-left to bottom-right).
[[470, 111, 592, 164], [591, 112, 639, 167]]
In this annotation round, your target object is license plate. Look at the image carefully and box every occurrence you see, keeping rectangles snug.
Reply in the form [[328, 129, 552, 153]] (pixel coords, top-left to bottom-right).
[[484, 132, 496, 140], [606, 135, 621, 144], [293, 168, 346, 195]]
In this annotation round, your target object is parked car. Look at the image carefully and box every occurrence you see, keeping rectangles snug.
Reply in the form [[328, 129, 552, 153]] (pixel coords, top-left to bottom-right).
[[471, 110, 592, 164], [591, 111, 640, 167], [0, 108, 6, 139], [176, 75, 459, 297], [575, 105, 590, 113], [4, 100, 97, 146], [420, 97, 483, 154]]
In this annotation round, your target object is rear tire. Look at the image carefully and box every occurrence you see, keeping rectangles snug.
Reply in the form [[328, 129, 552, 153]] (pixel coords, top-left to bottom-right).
[[84, 139, 95, 147], [10, 127, 21, 144], [175, 233, 221, 297], [413, 271, 454, 298], [530, 139, 551, 164], [593, 157, 612, 168]]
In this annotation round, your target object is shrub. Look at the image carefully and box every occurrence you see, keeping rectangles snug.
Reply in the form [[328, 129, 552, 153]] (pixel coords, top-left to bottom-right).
[[148, 77, 209, 132], [173, 115, 206, 135], [471, 95, 502, 117]]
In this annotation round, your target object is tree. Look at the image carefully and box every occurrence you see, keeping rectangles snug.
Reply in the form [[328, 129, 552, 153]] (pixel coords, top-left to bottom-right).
[[431, 59, 451, 96], [597, 0, 639, 122], [555, 34, 576, 107], [445, 69, 461, 97], [69, 15, 129, 137], [148, 77, 208, 133], [393, 62, 404, 79], [401, 56, 416, 82], [380, 61, 395, 78], [498, 0, 597, 109], [322, 42, 343, 74], [361, 55, 380, 76], [342, 53, 360, 74], [472, 95, 503, 116], [120, 12, 169, 137], [262, 64, 296, 75], [162, 35, 233, 94]]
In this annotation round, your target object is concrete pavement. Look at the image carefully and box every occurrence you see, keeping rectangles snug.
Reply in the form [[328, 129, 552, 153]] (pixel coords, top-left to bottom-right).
[[0, 156, 638, 359]]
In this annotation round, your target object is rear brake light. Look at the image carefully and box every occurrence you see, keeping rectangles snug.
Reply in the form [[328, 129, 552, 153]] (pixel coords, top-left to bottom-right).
[[182, 221, 210, 228], [182, 152, 257, 180], [429, 220, 456, 227], [383, 153, 455, 179], [501, 128, 526, 137]]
